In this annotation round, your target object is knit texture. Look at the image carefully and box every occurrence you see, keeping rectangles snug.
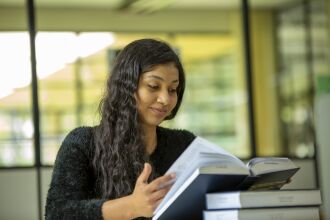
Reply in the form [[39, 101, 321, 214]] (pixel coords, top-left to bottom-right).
[[45, 126, 195, 220]]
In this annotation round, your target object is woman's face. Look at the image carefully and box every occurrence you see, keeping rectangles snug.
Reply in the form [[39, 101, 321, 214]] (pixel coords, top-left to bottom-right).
[[135, 63, 179, 127]]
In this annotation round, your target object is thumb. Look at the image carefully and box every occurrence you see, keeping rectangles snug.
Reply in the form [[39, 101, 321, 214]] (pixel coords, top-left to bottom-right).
[[137, 163, 152, 184]]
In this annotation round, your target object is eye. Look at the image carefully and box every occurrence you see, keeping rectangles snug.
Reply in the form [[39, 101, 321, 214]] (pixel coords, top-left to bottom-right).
[[169, 88, 177, 94], [148, 84, 159, 90]]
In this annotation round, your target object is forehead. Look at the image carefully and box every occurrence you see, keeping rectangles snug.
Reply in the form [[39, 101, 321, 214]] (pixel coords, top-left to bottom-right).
[[141, 63, 179, 82]]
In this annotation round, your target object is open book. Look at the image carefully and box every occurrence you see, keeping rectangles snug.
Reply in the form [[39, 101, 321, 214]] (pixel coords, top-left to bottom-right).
[[152, 137, 300, 220]]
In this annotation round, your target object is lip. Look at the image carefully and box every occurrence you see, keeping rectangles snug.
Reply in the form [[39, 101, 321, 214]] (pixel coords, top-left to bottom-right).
[[149, 107, 168, 118]]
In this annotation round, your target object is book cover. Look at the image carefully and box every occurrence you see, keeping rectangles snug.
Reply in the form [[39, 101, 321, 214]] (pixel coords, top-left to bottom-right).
[[152, 137, 300, 220]]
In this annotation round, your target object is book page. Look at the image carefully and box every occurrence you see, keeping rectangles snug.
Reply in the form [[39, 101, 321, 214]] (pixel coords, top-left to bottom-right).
[[245, 157, 300, 190], [154, 136, 246, 213], [247, 157, 298, 176], [166, 137, 245, 176]]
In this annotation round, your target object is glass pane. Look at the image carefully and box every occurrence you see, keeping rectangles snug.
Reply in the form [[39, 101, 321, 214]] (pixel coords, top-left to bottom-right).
[[276, 2, 315, 158], [249, 0, 325, 157], [248, 0, 292, 156], [37, 31, 250, 165], [89, 31, 250, 158], [37, 32, 168, 165], [0, 1, 33, 166], [311, 0, 330, 96], [163, 32, 250, 157], [35, 33, 110, 164]]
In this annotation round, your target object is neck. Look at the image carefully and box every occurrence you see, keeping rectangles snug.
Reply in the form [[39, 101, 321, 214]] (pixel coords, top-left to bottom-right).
[[141, 125, 157, 155]]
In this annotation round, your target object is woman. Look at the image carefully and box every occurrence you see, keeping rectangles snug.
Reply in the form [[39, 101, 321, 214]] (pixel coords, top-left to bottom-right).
[[45, 38, 196, 219]]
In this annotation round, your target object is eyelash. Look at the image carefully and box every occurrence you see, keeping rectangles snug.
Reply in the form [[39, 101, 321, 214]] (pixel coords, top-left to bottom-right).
[[169, 88, 177, 93], [148, 84, 159, 90], [148, 84, 177, 93]]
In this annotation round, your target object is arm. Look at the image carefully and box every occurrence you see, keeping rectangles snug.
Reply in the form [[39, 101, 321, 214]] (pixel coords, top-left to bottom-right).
[[46, 128, 174, 220], [45, 128, 106, 220], [102, 163, 175, 220]]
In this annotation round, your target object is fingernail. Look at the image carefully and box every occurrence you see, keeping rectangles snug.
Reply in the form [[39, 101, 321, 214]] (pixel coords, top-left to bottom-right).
[[170, 173, 176, 178]]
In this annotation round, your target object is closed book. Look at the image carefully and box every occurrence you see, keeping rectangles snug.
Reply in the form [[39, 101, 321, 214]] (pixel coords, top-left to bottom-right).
[[203, 207, 320, 220], [152, 137, 300, 220], [206, 189, 322, 210]]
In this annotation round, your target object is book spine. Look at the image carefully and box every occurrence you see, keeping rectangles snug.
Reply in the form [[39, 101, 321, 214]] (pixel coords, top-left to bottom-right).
[[206, 190, 321, 209], [206, 193, 241, 209]]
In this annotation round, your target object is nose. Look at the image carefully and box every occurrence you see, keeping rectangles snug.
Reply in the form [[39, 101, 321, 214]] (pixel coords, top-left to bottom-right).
[[157, 90, 170, 105]]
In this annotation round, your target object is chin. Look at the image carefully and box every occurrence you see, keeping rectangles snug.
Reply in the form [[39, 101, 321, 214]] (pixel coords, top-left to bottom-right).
[[146, 118, 165, 127]]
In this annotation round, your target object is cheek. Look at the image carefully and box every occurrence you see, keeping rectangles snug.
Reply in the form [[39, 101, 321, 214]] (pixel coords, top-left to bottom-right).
[[136, 90, 154, 108], [170, 96, 178, 109]]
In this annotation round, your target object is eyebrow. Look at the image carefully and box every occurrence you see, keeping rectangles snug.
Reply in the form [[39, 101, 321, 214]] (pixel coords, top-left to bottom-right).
[[145, 75, 179, 83]]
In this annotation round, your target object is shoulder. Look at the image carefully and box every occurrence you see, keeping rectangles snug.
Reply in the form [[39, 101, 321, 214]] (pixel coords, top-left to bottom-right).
[[58, 126, 95, 159], [62, 126, 94, 145], [157, 126, 196, 146]]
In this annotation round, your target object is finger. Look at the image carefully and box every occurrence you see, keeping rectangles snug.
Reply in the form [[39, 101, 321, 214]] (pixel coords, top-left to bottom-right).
[[148, 173, 176, 191], [152, 198, 164, 211], [136, 163, 152, 184], [150, 184, 172, 202]]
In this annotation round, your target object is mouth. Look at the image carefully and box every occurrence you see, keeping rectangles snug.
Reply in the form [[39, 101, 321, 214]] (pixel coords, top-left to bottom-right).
[[149, 107, 168, 118]]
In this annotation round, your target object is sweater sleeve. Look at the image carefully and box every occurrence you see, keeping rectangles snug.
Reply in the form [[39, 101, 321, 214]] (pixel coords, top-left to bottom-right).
[[45, 127, 107, 220]]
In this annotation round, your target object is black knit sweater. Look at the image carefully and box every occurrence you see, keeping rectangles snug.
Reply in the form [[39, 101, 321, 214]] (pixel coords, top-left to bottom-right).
[[45, 126, 195, 220]]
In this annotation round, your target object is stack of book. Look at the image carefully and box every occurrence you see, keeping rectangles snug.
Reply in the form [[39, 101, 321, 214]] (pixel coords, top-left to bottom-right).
[[203, 189, 322, 220], [152, 137, 321, 220]]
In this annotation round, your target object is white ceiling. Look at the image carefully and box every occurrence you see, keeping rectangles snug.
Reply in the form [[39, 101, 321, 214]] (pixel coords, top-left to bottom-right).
[[0, 0, 302, 10]]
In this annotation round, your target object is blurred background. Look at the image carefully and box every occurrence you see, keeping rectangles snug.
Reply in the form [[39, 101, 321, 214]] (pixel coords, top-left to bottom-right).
[[0, 0, 329, 219]]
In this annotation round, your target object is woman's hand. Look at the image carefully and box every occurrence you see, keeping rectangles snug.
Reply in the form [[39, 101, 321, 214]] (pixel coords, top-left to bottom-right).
[[129, 163, 176, 218]]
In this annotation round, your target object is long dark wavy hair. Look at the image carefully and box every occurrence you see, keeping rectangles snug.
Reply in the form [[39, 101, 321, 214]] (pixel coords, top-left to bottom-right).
[[93, 38, 186, 200]]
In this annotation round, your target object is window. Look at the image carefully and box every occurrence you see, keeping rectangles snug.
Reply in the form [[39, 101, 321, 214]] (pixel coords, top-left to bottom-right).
[[0, 32, 34, 166]]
